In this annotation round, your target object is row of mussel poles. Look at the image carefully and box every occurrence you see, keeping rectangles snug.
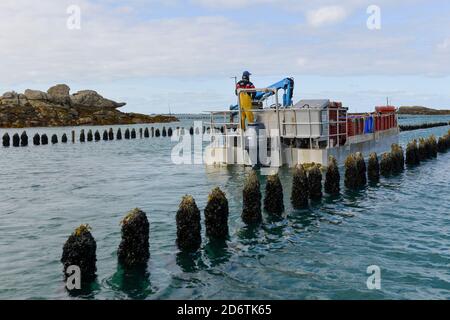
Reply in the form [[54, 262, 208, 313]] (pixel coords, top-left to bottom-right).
[[61, 130, 450, 287], [1, 125, 220, 147]]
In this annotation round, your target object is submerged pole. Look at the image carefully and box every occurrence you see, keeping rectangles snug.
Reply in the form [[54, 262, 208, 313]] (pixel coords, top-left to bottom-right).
[[72, 130, 75, 143], [144, 128, 149, 138], [117, 208, 150, 269], [2, 133, 10, 147], [109, 128, 114, 140], [367, 152, 380, 182], [406, 140, 420, 165], [264, 173, 284, 215], [51, 134, 58, 144], [344, 154, 358, 189], [380, 152, 393, 177], [125, 128, 130, 139], [94, 130, 101, 141], [418, 138, 427, 161], [20, 131, 28, 147], [117, 128, 122, 140], [324, 156, 340, 195], [355, 152, 367, 187], [204, 187, 229, 239], [61, 224, 97, 284], [41, 134, 49, 145], [80, 129, 85, 143], [87, 130, 93, 142], [33, 133, 41, 146], [308, 164, 323, 200], [242, 170, 262, 224], [131, 129, 136, 139], [62, 133, 68, 143], [291, 164, 309, 208], [176, 195, 202, 252], [103, 130, 108, 141], [427, 135, 437, 158], [139, 128, 143, 139], [155, 128, 160, 137], [12, 133, 20, 147], [391, 144, 405, 173]]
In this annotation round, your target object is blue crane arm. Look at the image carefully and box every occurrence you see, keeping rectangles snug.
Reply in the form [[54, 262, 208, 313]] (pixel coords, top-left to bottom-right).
[[230, 77, 294, 111]]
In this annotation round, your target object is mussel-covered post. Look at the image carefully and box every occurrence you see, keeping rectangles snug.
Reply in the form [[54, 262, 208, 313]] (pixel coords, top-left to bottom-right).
[[94, 130, 100, 141], [324, 156, 340, 195], [103, 130, 108, 141], [168, 128, 173, 137], [33, 133, 40, 146], [117, 128, 122, 140], [406, 140, 420, 165], [87, 130, 93, 142], [418, 138, 427, 161], [367, 152, 380, 182], [263, 173, 284, 215], [2, 133, 10, 147], [125, 128, 130, 139], [438, 136, 446, 153], [41, 134, 49, 145], [380, 152, 393, 176], [20, 131, 28, 147], [344, 154, 358, 189], [117, 208, 150, 269], [139, 128, 143, 139], [108, 128, 114, 140], [355, 152, 367, 186], [61, 224, 97, 284], [51, 134, 58, 144], [155, 128, 160, 137], [308, 164, 323, 200], [131, 129, 136, 139], [71, 130, 75, 143], [80, 129, 85, 143], [144, 128, 149, 138], [291, 164, 309, 208], [427, 135, 437, 158], [162, 127, 167, 137], [12, 133, 20, 147], [176, 195, 202, 252], [204, 187, 229, 240], [391, 144, 405, 173], [62, 133, 68, 143], [242, 170, 262, 224]]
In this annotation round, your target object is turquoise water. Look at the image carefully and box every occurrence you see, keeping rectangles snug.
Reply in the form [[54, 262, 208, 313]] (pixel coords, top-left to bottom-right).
[[0, 116, 449, 300]]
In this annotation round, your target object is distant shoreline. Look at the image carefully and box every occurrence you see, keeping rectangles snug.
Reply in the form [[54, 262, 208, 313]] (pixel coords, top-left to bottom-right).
[[398, 106, 450, 115], [0, 84, 179, 128]]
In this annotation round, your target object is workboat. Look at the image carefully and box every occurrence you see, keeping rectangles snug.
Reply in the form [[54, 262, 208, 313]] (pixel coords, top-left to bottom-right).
[[204, 78, 399, 167]]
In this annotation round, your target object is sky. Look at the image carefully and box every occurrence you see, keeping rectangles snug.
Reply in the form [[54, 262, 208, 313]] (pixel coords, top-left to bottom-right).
[[0, 0, 449, 114]]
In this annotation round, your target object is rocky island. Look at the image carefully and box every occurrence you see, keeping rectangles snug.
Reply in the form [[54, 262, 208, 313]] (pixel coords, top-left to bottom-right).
[[0, 84, 178, 128], [398, 106, 450, 115]]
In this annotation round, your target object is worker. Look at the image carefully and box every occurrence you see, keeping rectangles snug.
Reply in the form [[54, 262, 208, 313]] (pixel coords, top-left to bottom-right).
[[235, 71, 255, 129]]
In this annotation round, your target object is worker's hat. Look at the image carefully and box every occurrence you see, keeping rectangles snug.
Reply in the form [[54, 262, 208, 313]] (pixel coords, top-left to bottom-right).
[[242, 71, 251, 78]]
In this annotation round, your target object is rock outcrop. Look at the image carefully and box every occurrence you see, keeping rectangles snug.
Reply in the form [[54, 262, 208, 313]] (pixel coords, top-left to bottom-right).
[[0, 84, 178, 128]]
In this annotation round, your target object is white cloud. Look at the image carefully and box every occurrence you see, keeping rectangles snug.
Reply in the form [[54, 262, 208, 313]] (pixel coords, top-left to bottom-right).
[[306, 6, 348, 27]]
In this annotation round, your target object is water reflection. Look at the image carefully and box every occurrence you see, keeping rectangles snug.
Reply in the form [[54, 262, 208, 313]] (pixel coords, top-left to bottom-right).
[[204, 239, 231, 267], [109, 265, 152, 300], [176, 251, 207, 273], [66, 279, 100, 299]]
